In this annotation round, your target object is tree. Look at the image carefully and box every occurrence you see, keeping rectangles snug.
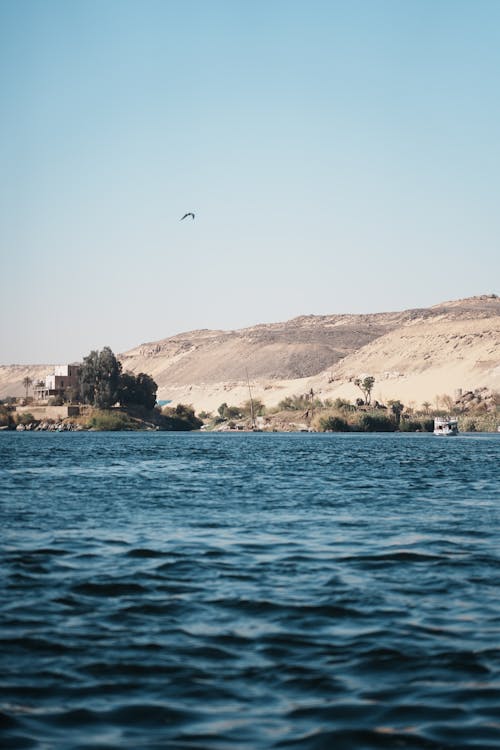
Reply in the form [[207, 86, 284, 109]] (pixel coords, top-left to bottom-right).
[[354, 376, 375, 405], [117, 371, 158, 410], [79, 347, 122, 409], [117, 372, 137, 406], [134, 373, 157, 409], [217, 403, 241, 419], [422, 401, 431, 415], [218, 402, 228, 418], [79, 350, 99, 405], [22, 376, 33, 400], [441, 394, 455, 412], [388, 400, 404, 426]]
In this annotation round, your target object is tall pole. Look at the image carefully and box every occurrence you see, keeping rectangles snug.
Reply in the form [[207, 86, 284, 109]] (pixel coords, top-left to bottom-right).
[[246, 368, 256, 429]]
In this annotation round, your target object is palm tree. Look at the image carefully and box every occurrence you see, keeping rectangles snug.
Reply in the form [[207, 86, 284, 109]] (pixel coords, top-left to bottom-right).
[[422, 401, 431, 415], [22, 376, 33, 400], [388, 400, 404, 426]]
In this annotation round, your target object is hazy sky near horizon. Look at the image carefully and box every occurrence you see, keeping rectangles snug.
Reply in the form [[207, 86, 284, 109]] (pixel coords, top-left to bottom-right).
[[1, 0, 499, 363]]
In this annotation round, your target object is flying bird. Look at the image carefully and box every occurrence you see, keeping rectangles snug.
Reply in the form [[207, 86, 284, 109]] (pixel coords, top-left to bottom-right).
[[180, 212, 195, 221]]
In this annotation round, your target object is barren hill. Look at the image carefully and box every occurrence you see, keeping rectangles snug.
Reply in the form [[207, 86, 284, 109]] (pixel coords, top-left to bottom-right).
[[116, 295, 500, 411], [119, 312, 407, 384], [1, 295, 499, 411], [0, 365, 53, 400]]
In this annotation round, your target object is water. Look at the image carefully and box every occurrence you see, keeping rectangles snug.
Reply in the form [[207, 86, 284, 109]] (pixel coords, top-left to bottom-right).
[[1, 432, 500, 749]]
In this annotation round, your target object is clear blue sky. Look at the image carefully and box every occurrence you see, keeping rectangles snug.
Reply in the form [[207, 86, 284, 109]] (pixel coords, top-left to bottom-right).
[[1, 0, 499, 363]]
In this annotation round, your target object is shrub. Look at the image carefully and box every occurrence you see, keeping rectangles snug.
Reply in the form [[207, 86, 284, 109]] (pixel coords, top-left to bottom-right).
[[88, 411, 135, 431], [333, 398, 354, 411], [0, 406, 13, 428], [217, 403, 242, 419], [16, 412, 35, 426], [162, 404, 203, 431], [319, 415, 350, 432], [354, 414, 395, 432], [400, 419, 423, 432], [462, 419, 477, 432], [278, 394, 322, 411], [240, 399, 265, 418], [458, 413, 499, 432], [278, 395, 308, 411], [399, 418, 434, 432]]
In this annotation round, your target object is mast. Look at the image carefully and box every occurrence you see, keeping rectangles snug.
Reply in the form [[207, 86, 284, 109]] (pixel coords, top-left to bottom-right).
[[246, 368, 256, 429]]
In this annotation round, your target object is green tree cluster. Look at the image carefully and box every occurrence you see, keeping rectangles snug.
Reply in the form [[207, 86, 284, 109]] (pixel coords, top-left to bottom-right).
[[162, 403, 203, 430], [79, 347, 158, 410], [119, 372, 157, 410]]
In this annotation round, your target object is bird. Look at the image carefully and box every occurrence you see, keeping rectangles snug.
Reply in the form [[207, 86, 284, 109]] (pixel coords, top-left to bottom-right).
[[180, 212, 195, 221]]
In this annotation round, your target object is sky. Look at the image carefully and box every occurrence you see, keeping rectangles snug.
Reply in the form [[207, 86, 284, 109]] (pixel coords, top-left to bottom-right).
[[1, 0, 499, 363]]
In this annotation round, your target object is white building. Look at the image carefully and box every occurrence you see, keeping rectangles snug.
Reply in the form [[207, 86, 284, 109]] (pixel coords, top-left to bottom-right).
[[34, 364, 81, 401]]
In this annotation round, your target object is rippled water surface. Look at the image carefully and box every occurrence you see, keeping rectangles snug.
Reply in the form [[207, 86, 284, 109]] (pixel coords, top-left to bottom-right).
[[1, 431, 500, 749]]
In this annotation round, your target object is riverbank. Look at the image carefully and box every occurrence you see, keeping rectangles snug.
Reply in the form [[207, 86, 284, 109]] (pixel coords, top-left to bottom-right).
[[202, 405, 500, 434], [2, 400, 498, 433], [0, 405, 202, 432]]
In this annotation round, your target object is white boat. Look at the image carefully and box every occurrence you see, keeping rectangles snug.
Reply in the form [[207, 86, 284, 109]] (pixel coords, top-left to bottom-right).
[[433, 417, 459, 436]]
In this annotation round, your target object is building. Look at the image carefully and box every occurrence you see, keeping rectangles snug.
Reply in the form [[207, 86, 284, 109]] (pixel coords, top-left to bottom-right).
[[34, 364, 81, 401]]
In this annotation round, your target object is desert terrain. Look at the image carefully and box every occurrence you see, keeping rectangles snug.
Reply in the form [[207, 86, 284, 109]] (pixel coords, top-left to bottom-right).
[[1, 295, 499, 413]]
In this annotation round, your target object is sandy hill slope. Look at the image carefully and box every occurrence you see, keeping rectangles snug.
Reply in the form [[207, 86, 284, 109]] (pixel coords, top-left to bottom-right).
[[309, 297, 500, 408], [1, 295, 499, 410], [0, 365, 53, 400], [119, 312, 407, 384], [117, 295, 500, 411]]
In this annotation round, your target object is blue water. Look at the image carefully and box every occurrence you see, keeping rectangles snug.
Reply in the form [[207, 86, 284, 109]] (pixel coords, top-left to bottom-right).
[[1, 432, 500, 749]]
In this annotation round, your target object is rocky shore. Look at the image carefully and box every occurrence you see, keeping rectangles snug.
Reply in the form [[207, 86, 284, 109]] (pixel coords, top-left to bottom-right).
[[15, 420, 85, 431]]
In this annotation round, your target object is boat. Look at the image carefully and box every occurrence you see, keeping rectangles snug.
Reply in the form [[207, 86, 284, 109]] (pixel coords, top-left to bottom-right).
[[433, 417, 459, 436]]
